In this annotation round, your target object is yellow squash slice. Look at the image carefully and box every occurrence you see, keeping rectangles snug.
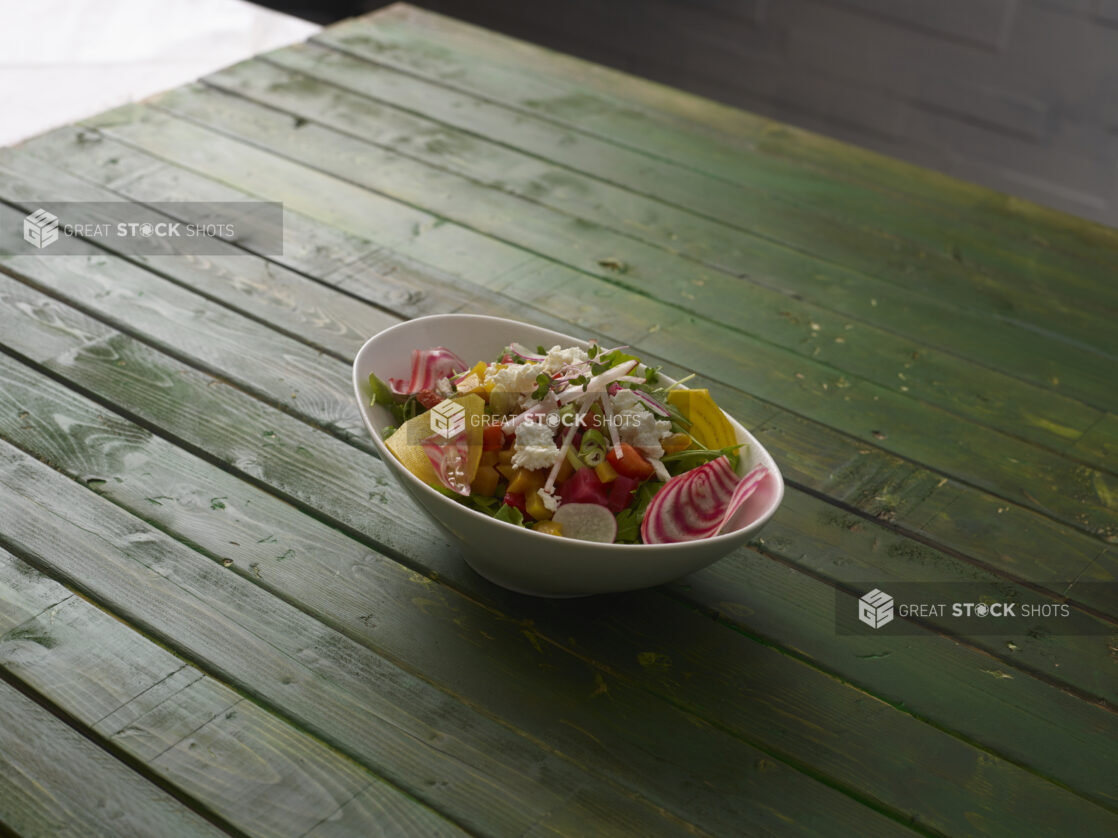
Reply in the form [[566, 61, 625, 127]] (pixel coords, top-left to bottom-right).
[[667, 388, 737, 450], [385, 394, 485, 489]]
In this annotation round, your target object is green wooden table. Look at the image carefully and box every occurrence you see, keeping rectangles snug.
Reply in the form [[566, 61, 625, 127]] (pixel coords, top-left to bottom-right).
[[0, 4, 1115, 836]]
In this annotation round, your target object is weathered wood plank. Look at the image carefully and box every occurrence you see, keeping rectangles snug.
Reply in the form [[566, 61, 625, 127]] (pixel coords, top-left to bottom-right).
[[1, 275, 1114, 808], [327, 5, 1118, 320], [0, 235, 1113, 696], [0, 584, 468, 838], [0, 678, 230, 838], [1, 438, 1113, 837], [211, 48, 1118, 413], [13, 128, 1116, 615], [7, 117, 1108, 478], [61, 104, 1118, 542], [0, 261, 1113, 826], [0, 549, 73, 636], [255, 39, 1118, 373], [150, 79, 1118, 451], [0, 437, 911, 838]]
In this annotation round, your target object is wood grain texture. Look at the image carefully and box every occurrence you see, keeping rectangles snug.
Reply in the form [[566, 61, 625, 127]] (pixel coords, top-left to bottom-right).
[[74, 97, 1118, 542], [205, 50, 1118, 421], [148, 77, 1118, 454], [0, 579, 467, 838], [254, 39, 1118, 402], [0, 679, 230, 838], [0, 230, 1111, 706], [14, 120, 1116, 598], [0, 10, 1114, 833], [0, 271, 1113, 830], [0, 436, 910, 838], [0, 274, 921, 836], [330, 6, 1118, 329], [19, 115, 1118, 576], [0, 434, 1114, 837]]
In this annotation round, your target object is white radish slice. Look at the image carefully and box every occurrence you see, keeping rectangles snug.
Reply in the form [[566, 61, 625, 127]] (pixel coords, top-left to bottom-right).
[[552, 503, 618, 543], [557, 360, 638, 404]]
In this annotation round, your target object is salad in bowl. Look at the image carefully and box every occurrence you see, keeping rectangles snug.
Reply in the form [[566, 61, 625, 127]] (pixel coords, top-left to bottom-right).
[[353, 315, 783, 596]]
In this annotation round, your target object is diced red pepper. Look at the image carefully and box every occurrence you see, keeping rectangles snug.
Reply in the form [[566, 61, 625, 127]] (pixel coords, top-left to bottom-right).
[[502, 491, 528, 517], [606, 443, 655, 481], [606, 475, 641, 515], [483, 424, 505, 451], [415, 388, 443, 410]]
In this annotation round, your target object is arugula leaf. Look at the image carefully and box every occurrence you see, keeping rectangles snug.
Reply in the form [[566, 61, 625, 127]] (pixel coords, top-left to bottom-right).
[[493, 503, 526, 527], [615, 480, 664, 544], [369, 373, 407, 424], [661, 443, 746, 475], [592, 348, 640, 375], [467, 493, 502, 513]]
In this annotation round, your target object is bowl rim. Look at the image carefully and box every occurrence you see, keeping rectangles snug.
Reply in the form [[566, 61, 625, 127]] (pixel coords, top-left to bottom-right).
[[352, 313, 784, 552]]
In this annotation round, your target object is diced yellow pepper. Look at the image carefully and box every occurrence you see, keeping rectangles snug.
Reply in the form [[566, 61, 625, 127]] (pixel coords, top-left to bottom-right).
[[667, 389, 737, 450], [483, 363, 505, 394], [525, 490, 554, 521], [454, 373, 485, 398], [508, 468, 546, 495], [497, 448, 515, 464], [472, 465, 500, 498], [479, 449, 500, 468], [533, 520, 563, 537], [594, 460, 619, 484], [496, 463, 517, 481], [661, 432, 692, 454]]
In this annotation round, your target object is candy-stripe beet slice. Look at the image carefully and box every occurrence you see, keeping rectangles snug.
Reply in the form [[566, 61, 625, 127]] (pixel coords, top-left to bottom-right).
[[641, 456, 741, 544], [390, 347, 468, 395], [717, 465, 770, 535]]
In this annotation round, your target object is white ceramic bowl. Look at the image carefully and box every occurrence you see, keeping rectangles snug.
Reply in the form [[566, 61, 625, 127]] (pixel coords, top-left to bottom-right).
[[353, 314, 784, 597]]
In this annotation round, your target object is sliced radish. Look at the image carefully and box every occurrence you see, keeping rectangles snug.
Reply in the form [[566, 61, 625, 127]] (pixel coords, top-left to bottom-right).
[[552, 503, 618, 543], [641, 457, 769, 544], [507, 342, 547, 363], [389, 347, 468, 395], [557, 360, 638, 404]]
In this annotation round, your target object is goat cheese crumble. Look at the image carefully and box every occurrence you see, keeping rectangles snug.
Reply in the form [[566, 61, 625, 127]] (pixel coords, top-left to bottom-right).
[[512, 419, 562, 470], [611, 389, 672, 460]]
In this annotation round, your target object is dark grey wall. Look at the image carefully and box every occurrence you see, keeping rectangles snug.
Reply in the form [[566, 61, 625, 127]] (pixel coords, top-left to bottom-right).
[[405, 0, 1118, 229]]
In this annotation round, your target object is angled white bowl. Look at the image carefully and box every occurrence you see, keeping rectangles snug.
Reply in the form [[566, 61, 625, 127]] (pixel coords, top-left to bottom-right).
[[353, 314, 783, 597]]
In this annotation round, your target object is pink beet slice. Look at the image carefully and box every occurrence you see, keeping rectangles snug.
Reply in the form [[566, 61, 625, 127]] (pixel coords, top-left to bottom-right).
[[716, 465, 770, 535], [389, 347, 467, 395], [420, 432, 471, 495], [640, 457, 769, 544], [560, 467, 609, 506]]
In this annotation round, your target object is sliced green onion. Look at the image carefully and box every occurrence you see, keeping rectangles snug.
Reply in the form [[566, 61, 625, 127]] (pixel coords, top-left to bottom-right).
[[579, 428, 609, 467]]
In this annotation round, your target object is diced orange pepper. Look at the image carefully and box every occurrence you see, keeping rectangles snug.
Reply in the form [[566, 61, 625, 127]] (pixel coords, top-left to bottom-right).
[[606, 443, 654, 480], [482, 424, 504, 451]]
